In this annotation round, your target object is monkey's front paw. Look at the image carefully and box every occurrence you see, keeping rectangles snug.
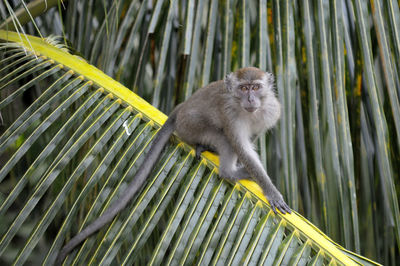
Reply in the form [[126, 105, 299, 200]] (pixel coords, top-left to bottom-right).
[[267, 194, 292, 214]]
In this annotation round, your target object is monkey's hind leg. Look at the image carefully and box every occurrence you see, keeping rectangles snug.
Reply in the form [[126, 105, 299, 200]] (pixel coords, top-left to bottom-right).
[[193, 131, 251, 180], [213, 138, 251, 181]]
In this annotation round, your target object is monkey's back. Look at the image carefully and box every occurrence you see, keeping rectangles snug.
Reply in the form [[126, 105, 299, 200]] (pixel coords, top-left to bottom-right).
[[175, 80, 226, 146]]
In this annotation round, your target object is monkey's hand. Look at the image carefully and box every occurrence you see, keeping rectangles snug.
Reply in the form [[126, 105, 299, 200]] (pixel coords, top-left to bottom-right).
[[265, 189, 291, 214]]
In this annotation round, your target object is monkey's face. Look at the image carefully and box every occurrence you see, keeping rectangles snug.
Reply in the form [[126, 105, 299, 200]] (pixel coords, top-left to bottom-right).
[[224, 68, 275, 113], [237, 83, 263, 113]]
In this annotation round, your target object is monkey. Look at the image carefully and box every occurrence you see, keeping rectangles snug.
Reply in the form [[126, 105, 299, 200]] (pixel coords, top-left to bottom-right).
[[55, 67, 291, 264]]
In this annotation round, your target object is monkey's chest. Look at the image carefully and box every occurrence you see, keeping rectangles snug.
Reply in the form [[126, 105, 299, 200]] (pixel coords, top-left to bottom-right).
[[242, 113, 269, 137]]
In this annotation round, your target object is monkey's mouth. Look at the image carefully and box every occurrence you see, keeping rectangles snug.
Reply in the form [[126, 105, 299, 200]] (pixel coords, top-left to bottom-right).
[[244, 107, 257, 113]]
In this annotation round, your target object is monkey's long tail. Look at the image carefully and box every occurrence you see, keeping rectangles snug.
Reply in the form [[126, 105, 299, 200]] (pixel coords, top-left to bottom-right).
[[55, 112, 177, 265]]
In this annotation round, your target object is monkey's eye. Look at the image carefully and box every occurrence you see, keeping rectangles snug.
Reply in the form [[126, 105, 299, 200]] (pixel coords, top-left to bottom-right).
[[240, 85, 248, 92], [253, 84, 260, 91]]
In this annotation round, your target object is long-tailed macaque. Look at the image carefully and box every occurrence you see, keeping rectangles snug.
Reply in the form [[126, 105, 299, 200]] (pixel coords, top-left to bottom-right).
[[56, 67, 291, 264]]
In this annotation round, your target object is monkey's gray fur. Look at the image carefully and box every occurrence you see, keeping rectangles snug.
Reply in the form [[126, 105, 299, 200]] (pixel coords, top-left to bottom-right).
[[56, 67, 291, 265]]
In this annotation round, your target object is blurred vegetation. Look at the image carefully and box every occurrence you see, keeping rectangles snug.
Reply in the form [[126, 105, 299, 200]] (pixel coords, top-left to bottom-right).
[[0, 0, 399, 265]]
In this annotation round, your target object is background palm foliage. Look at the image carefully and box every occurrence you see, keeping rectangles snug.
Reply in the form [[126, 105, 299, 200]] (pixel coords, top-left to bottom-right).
[[0, 0, 399, 265], [0, 31, 378, 266]]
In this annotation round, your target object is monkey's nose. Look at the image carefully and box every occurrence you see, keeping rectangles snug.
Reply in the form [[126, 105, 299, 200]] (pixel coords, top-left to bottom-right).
[[248, 94, 256, 104]]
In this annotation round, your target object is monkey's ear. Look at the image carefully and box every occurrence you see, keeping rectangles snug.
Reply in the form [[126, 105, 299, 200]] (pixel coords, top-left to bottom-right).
[[262, 72, 275, 86], [265, 72, 275, 85], [224, 72, 236, 91]]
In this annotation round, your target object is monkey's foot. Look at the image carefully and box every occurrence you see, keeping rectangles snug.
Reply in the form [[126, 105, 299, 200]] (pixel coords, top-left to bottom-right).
[[195, 144, 215, 160], [219, 166, 253, 181], [268, 196, 291, 214], [234, 167, 252, 180]]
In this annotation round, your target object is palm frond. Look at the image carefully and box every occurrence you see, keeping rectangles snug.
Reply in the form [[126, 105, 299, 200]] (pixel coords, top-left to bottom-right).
[[0, 31, 379, 265]]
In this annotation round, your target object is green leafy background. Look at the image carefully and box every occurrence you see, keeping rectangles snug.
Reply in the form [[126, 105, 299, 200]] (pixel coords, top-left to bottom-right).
[[0, 0, 399, 265]]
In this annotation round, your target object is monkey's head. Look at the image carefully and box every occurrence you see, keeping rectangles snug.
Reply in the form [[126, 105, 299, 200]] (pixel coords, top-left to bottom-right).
[[224, 67, 275, 113]]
